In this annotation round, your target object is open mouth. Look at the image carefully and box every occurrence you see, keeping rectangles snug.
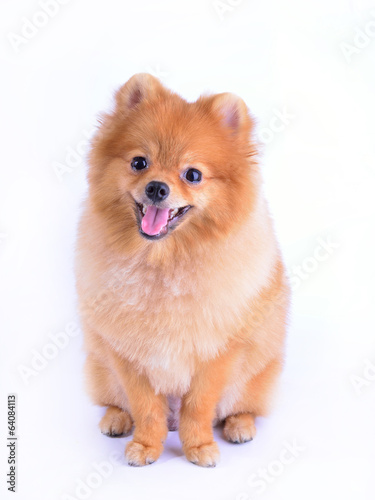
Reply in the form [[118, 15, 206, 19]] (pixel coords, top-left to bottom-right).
[[135, 202, 192, 240]]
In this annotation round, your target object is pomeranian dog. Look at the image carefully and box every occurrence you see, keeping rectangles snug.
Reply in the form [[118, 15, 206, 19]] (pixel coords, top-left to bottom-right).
[[75, 74, 290, 467]]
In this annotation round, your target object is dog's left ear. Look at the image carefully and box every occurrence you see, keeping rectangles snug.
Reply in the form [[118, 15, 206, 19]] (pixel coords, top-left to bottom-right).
[[115, 73, 165, 113], [209, 92, 253, 138]]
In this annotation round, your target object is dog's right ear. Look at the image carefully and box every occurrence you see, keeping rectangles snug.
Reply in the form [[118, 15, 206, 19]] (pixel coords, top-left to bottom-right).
[[115, 73, 164, 112]]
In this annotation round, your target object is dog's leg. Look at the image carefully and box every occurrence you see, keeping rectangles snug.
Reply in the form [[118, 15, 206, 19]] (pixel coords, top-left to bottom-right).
[[105, 350, 169, 466], [179, 347, 236, 467]]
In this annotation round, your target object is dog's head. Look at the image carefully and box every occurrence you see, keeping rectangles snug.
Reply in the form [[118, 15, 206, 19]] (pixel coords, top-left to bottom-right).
[[88, 74, 258, 251]]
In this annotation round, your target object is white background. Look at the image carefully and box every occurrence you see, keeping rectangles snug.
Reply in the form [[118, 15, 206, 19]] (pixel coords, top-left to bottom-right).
[[1, 0, 375, 499]]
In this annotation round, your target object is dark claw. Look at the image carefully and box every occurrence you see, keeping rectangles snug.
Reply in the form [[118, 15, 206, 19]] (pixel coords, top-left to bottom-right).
[[101, 430, 124, 438]]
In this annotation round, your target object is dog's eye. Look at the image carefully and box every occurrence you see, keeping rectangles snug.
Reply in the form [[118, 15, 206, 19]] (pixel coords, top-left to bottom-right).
[[184, 168, 202, 184], [131, 157, 148, 171]]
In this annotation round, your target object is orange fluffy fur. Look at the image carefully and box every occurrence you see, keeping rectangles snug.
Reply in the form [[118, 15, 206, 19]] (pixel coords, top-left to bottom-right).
[[75, 74, 290, 467]]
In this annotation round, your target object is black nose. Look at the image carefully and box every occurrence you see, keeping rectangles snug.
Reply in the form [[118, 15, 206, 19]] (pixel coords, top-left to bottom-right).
[[145, 181, 170, 203]]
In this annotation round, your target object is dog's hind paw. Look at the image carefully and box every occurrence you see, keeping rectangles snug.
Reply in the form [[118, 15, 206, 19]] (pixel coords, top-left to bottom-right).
[[99, 406, 133, 437]]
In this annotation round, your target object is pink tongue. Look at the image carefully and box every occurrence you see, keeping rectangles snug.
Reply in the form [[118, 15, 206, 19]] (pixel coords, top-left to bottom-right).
[[141, 206, 170, 236]]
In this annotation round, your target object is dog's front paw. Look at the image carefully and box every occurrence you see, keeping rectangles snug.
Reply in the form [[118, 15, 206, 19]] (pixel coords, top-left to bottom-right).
[[184, 441, 220, 467], [125, 440, 162, 466]]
